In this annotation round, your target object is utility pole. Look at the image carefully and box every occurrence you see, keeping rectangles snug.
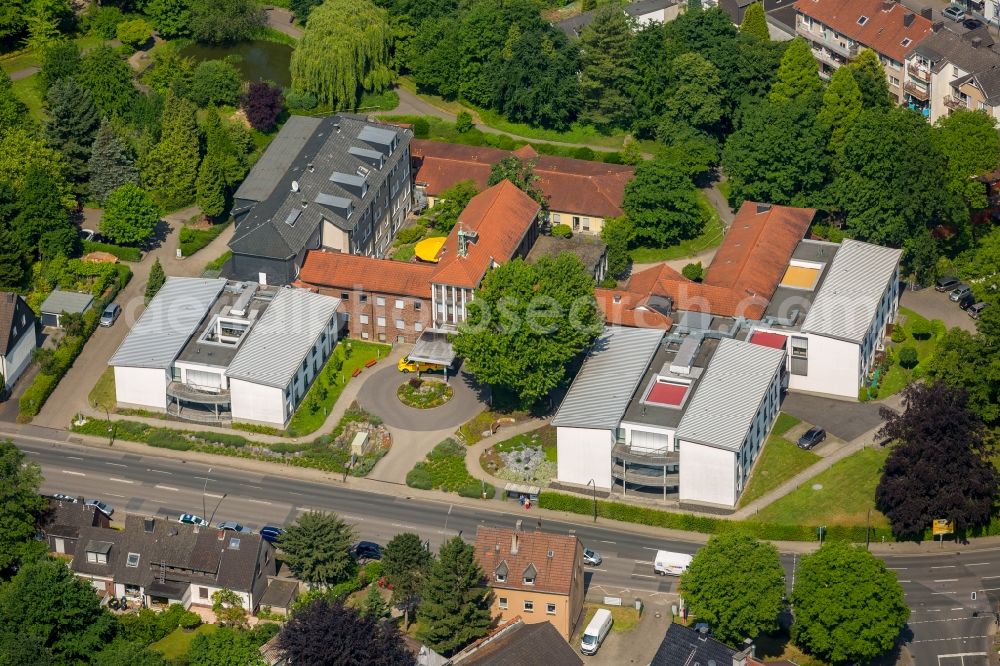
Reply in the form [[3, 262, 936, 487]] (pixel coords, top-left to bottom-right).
[[202, 467, 212, 519], [587, 479, 597, 522]]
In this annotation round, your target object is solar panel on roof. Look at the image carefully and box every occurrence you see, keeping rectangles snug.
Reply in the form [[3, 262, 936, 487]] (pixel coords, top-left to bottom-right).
[[284, 209, 301, 226], [315, 192, 352, 208]]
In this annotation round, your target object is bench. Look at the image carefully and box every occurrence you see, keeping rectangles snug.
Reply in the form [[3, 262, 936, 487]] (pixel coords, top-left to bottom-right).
[[364, 359, 377, 368], [351, 368, 362, 378]]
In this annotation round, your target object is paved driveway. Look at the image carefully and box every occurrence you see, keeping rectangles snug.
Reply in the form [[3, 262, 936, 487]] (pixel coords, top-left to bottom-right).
[[356, 362, 486, 432], [780, 393, 885, 441], [900, 286, 976, 333]]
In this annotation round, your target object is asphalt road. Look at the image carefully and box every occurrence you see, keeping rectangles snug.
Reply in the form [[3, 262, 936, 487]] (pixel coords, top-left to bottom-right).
[[9, 433, 998, 665]]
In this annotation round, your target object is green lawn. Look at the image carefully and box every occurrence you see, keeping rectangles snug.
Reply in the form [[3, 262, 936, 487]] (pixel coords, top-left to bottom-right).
[[88, 367, 116, 413], [1, 33, 107, 74], [738, 434, 820, 509], [150, 624, 217, 661], [11, 74, 45, 122], [878, 307, 945, 397], [494, 425, 557, 462], [629, 192, 726, 264], [287, 340, 391, 437], [750, 447, 891, 528]]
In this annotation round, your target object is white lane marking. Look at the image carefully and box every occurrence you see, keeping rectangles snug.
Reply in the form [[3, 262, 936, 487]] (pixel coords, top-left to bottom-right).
[[887, 567, 908, 570], [898, 580, 912, 583], [105, 493, 126, 498], [147, 469, 172, 475], [937, 653, 988, 659], [931, 565, 956, 569], [391, 523, 406, 528], [966, 562, 991, 567], [62, 470, 85, 476], [154, 484, 178, 491], [247, 499, 271, 505], [105, 462, 127, 467], [632, 574, 656, 579], [978, 587, 1000, 592], [934, 578, 959, 583], [909, 617, 974, 624], [288, 491, 303, 496], [642, 547, 661, 551], [981, 575, 1000, 579], [67, 456, 83, 460], [204, 493, 224, 499], [245, 485, 262, 490], [634, 560, 652, 565], [108, 478, 134, 484], [932, 591, 957, 595], [911, 636, 987, 644], [599, 540, 616, 544]]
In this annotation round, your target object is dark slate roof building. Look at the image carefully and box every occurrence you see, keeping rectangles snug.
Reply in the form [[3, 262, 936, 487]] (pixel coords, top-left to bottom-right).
[[451, 617, 583, 665], [650, 624, 758, 666], [0, 291, 37, 392], [229, 115, 413, 286], [555, 0, 679, 38], [41, 498, 109, 556]]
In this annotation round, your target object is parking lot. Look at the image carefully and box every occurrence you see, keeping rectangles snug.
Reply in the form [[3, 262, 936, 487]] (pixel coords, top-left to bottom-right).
[[900, 286, 977, 334]]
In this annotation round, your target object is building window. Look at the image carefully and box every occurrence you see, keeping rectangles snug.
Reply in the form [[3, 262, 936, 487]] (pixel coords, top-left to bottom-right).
[[361, 331, 370, 339], [395, 319, 404, 329], [360, 314, 369, 324], [523, 600, 534, 612], [340, 292, 349, 300], [199, 587, 208, 599], [378, 333, 386, 342], [86, 551, 107, 565], [126, 553, 140, 568], [376, 297, 385, 306], [360, 294, 368, 303], [546, 602, 557, 615], [395, 299, 404, 309], [980, 101, 989, 111], [791, 336, 808, 375], [582, 217, 590, 231], [499, 597, 508, 610], [888, 76, 900, 86], [414, 322, 423, 332], [524, 575, 535, 585], [414, 301, 421, 311], [496, 573, 506, 583], [551, 212, 561, 223], [857, 15, 868, 24], [377, 316, 386, 327]]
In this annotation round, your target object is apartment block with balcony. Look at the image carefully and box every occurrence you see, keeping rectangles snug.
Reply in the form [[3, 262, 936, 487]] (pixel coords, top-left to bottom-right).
[[904, 23, 1000, 121], [794, 0, 931, 98]]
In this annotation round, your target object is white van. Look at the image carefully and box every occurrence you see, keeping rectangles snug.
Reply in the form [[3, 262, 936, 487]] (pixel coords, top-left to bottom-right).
[[580, 608, 613, 655], [654, 550, 693, 576]]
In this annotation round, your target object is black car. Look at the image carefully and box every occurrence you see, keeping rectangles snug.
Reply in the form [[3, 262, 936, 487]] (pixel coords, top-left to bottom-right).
[[353, 541, 382, 561], [935, 276, 961, 292], [797, 427, 826, 450], [963, 18, 984, 29], [958, 292, 976, 310], [259, 526, 284, 544]]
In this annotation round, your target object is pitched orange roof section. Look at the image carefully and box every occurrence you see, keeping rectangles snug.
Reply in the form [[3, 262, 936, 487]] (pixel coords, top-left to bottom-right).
[[431, 180, 540, 289], [411, 140, 634, 219], [596, 202, 815, 326], [298, 250, 436, 299], [794, 0, 932, 62], [474, 526, 579, 596]]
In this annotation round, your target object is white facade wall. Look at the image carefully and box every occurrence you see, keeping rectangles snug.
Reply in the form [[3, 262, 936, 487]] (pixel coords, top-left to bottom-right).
[[189, 583, 253, 610], [114, 366, 169, 410], [174, 361, 228, 391], [556, 426, 615, 490], [678, 443, 737, 506], [619, 422, 676, 452], [1, 326, 36, 389], [230, 379, 287, 426], [787, 333, 860, 398]]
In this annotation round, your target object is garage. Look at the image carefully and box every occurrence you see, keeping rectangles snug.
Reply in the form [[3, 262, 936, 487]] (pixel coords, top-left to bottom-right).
[[40, 290, 95, 329]]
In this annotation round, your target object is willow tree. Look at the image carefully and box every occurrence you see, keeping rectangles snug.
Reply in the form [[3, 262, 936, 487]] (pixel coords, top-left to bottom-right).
[[290, 0, 392, 110]]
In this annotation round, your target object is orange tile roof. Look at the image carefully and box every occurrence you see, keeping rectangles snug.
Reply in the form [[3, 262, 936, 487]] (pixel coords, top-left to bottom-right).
[[412, 140, 634, 218], [794, 0, 932, 62], [474, 527, 580, 596], [298, 250, 436, 298], [594, 288, 674, 329], [431, 180, 539, 289], [597, 202, 814, 326]]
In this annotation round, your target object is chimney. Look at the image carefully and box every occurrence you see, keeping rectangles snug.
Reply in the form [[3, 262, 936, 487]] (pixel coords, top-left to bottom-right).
[[921, 7, 932, 19], [904, 12, 914, 26], [933, 20, 944, 31], [755, 202, 772, 214], [882, 0, 894, 10], [973, 37, 983, 48], [511, 532, 519, 555], [218, 530, 226, 541], [733, 649, 749, 666], [613, 294, 622, 303]]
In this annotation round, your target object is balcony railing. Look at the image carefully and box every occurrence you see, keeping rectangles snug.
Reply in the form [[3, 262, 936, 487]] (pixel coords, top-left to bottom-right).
[[944, 95, 968, 110], [612, 443, 679, 466], [611, 462, 679, 487], [904, 81, 930, 101], [796, 24, 858, 58], [908, 67, 931, 83], [811, 48, 846, 70], [166, 381, 230, 405]]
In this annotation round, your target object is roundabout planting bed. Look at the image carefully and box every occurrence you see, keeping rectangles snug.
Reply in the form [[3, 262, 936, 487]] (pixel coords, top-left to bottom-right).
[[397, 378, 453, 409]]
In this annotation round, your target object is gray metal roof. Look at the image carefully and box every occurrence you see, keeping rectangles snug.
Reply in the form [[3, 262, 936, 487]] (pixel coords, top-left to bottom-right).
[[551, 327, 665, 430], [233, 116, 323, 203], [800, 239, 901, 344], [109, 278, 226, 369], [676, 338, 784, 452], [226, 288, 340, 388], [40, 290, 94, 315]]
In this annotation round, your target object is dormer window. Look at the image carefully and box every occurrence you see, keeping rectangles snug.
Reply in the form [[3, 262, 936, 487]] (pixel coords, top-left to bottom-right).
[[901, 38, 911, 47], [494, 560, 508, 583], [85, 541, 112, 565], [857, 15, 868, 24], [126, 552, 140, 568], [523, 563, 537, 585], [496, 572, 506, 582]]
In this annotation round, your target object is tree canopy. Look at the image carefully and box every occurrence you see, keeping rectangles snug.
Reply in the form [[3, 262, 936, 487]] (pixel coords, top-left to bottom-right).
[[381, 532, 431, 625], [875, 381, 998, 538], [817, 67, 862, 155], [934, 109, 1000, 210], [680, 533, 785, 644], [487, 156, 544, 207], [0, 440, 47, 578], [791, 542, 908, 664], [140, 92, 200, 210], [417, 536, 491, 655], [768, 37, 822, 107], [100, 183, 160, 245], [279, 511, 356, 587], [88, 120, 139, 205], [452, 255, 601, 408], [623, 151, 705, 246], [739, 2, 769, 40], [188, 60, 242, 108], [187, 0, 264, 45], [291, 0, 393, 110], [424, 180, 478, 233], [78, 45, 137, 118], [279, 599, 415, 666], [44, 77, 101, 185], [848, 50, 893, 110], [578, 6, 635, 132]]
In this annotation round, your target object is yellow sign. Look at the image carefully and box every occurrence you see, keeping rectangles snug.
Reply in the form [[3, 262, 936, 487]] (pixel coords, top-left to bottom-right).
[[932, 519, 954, 536]]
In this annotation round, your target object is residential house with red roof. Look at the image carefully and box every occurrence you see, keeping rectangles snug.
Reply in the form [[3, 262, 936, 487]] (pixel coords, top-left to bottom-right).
[[474, 524, 585, 641], [794, 0, 932, 102], [411, 140, 633, 236]]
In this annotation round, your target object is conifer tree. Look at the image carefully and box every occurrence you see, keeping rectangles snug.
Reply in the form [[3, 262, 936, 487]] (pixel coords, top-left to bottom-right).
[[848, 49, 893, 110], [140, 92, 200, 210], [44, 77, 101, 184], [145, 258, 165, 304], [0, 70, 26, 135], [88, 120, 139, 205], [740, 3, 770, 40], [817, 66, 862, 155], [195, 155, 226, 220], [768, 37, 823, 107], [579, 5, 635, 131], [417, 537, 491, 655], [361, 584, 389, 619]]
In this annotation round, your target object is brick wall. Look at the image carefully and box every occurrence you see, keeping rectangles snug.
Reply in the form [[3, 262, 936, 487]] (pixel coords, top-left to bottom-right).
[[316, 287, 432, 343]]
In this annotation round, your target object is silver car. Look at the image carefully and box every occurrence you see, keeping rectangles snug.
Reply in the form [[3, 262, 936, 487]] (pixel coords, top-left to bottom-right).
[[583, 547, 602, 566], [216, 521, 253, 534], [85, 499, 114, 517]]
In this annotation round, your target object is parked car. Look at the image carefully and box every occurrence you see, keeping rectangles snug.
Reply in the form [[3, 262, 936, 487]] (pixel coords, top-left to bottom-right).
[[397, 357, 443, 373], [580, 609, 613, 656], [353, 541, 382, 561], [52, 493, 78, 503], [942, 4, 966, 20], [259, 526, 284, 544], [583, 547, 602, 566], [968, 302, 989, 319], [797, 427, 827, 450], [85, 499, 114, 517], [963, 17, 983, 29], [100, 303, 121, 327], [179, 514, 209, 527], [79, 229, 97, 242], [935, 276, 961, 292], [949, 284, 972, 302], [958, 292, 976, 310], [216, 521, 253, 534]]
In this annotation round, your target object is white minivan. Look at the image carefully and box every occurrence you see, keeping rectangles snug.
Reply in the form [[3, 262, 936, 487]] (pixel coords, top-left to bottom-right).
[[580, 608, 613, 655], [654, 550, 693, 576]]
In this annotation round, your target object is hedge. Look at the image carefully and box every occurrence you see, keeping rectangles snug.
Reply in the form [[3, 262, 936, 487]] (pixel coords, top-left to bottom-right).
[[179, 222, 229, 257], [19, 265, 132, 419], [82, 240, 142, 262]]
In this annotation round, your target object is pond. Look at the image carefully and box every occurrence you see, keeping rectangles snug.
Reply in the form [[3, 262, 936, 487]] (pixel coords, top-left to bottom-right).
[[180, 40, 293, 88]]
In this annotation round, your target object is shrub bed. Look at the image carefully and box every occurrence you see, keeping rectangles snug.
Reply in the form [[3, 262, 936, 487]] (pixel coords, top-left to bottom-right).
[[179, 222, 230, 257], [397, 378, 454, 409], [406, 439, 496, 498], [82, 239, 142, 262]]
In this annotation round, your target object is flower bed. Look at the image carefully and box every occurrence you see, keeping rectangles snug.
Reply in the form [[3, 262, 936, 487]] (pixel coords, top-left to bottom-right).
[[406, 438, 496, 498], [397, 378, 453, 409], [480, 426, 557, 485]]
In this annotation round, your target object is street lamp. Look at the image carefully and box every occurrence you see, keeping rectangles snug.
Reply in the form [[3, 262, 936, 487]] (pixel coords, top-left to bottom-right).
[[202, 467, 213, 519], [587, 479, 597, 523], [208, 493, 228, 526]]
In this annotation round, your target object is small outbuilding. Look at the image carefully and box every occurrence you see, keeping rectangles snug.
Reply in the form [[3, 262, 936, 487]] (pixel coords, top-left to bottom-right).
[[40, 290, 95, 328]]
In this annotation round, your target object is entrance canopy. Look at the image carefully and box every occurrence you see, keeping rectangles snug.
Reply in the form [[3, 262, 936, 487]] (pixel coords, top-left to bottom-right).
[[409, 329, 456, 366]]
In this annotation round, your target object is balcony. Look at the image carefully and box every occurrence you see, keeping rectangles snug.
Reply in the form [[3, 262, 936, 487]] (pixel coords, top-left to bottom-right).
[[611, 462, 679, 487], [904, 81, 930, 101], [166, 402, 232, 424], [166, 381, 230, 405], [909, 67, 931, 83], [944, 95, 968, 110], [796, 24, 858, 59], [612, 443, 679, 466], [811, 48, 846, 70]]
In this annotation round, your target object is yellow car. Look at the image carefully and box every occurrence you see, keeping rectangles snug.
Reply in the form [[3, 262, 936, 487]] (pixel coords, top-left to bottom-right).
[[397, 358, 443, 373]]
